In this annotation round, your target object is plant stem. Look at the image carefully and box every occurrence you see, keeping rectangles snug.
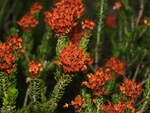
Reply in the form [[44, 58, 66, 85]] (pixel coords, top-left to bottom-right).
[[23, 85, 30, 107], [95, 0, 104, 72]]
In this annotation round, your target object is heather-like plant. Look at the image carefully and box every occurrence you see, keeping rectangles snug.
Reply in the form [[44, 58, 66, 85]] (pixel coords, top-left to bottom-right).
[[0, 0, 150, 113]]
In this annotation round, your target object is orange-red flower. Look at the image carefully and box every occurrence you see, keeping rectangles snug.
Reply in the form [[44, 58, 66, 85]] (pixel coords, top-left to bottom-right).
[[105, 57, 125, 78], [81, 68, 111, 96], [17, 14, 39, 32], [70, 94, 86, 111], [105, 16, 117, 29], [44, 0, 85, 37], [30, 2, 43, 14], [56, 42, 93, 74], [120, 79, 143, 103], [29, 60, 43, 79]]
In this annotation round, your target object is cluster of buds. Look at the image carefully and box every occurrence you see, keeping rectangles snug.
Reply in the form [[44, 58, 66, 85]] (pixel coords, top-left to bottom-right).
[[105, 57, 125, 79], [105, 16, 117, 29], [30, 2, 43, 15], [120, 79, 143, 103], [81, 19, 95, 36], [17, 2, 43, 31], [44, 0, 85, 37], [28, 60, 43, 79], [0, 35, 22, 74], [81, 68, 111, 96], [63, 94, 86, 112], [56, 42, 93, 74]]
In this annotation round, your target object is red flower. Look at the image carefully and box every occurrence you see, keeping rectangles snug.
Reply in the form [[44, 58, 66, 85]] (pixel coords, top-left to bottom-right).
[[105, 57, 125, 78], [29, 60, 43, 79], [81, 68, 111, 96], [17, 14, 39, 32], [30, 2, 43, 14], [44, 0, 85, 37], [105, 16, 117, 29], [56, 42, 93, 74]]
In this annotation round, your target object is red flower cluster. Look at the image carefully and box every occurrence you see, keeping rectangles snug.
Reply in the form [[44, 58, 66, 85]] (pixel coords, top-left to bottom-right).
[[63, 94, 86, 111], [120, 79, 143, 103], [7, 35, 22, 51], [81, 19, 95, 30], [100, 101, 126, 113], [101, 101, 141, 113], [81, 19, 95, 36], [81, 68, 111, 96], [56, 42, 93, 74], [105, 57, 125, 78], [44, 0, 85, 37], [29, 60, 43, 79], [30, 2, 43, 14], [17, 14, 39, 32], [0, 35, 22, 74], [105, 16, 117, 29]]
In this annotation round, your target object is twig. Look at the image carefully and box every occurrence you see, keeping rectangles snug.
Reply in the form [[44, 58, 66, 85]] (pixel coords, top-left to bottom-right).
[[139, 27, 147, 38], [134, 98, 144, 107], [132, 65, 140, 82], [95, 0, 104, 72], [33, 80, 37, 110], [136, 0, 144, 26], [48, 75, 70, 112], [2, 74, 7, 95], [23, 85, 30, 107], [131, 16, 134, 32]]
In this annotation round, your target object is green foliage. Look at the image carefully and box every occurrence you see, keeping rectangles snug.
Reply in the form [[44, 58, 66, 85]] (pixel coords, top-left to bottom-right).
[[105, 79, 115, 94], [37, 26, 53, 61], [0, 74, 9, 98], [17, 106, 30, 113], [43, 74, 75, 113], [78, 31, 91, 53], [29, 79, 41, 112], [56, 36, 69, 59], [139, 74, 150, 112], [93, 0, 107, 70], [111, 94, 121, 105], [2, 88, 18, 111]]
